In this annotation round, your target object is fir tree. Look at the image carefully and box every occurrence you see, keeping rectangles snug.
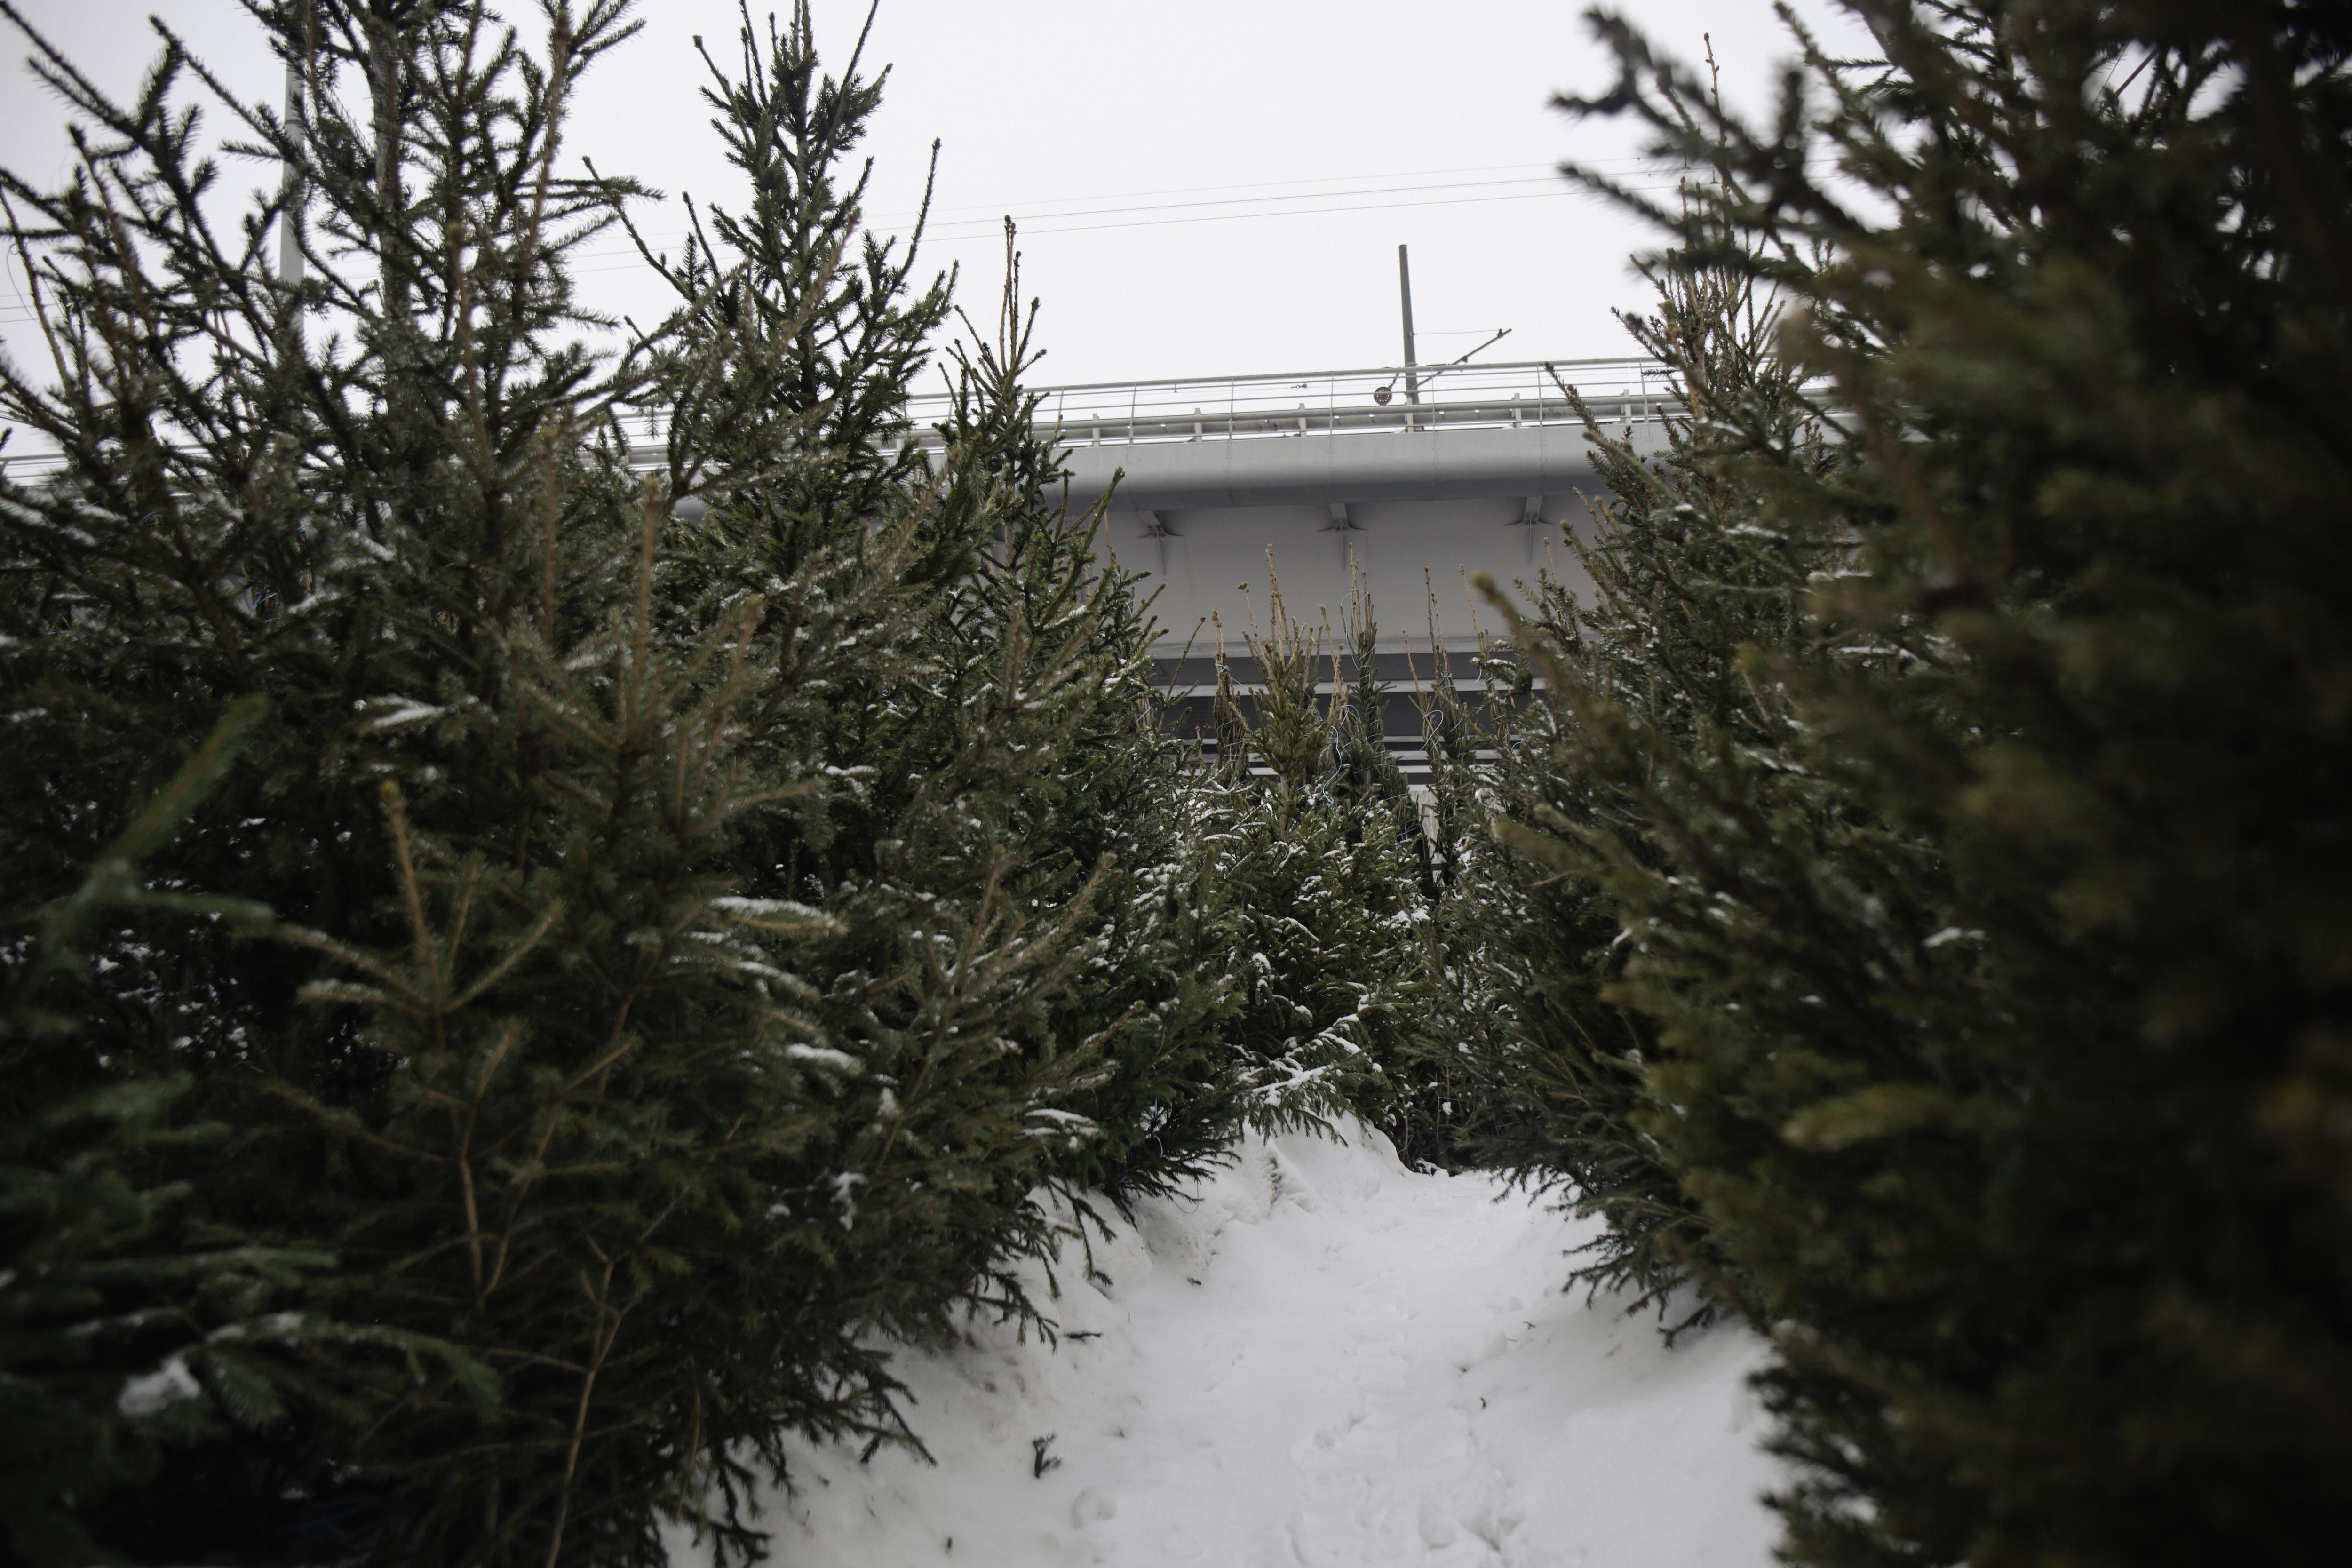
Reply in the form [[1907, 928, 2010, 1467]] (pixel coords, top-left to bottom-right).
[[0, 0, 1259, 1558], [928, 247, 1252, 1210], [1535, 2, 2352, 1562], [1398, 588, 1506, 1172], [1, 0, 682, 1552], [1201, 562, 1434, 1150], [634, 0, 1258, 1347], [1448, 154, 1847, 1328], [1, 704, 483, 1568]]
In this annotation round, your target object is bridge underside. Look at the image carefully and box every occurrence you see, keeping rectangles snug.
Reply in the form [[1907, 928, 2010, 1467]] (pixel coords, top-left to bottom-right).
[[1043, 381, 1670, 781]]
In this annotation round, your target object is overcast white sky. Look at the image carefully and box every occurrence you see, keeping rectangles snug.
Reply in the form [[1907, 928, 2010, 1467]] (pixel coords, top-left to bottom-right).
[[1, 0, 1861, 390]]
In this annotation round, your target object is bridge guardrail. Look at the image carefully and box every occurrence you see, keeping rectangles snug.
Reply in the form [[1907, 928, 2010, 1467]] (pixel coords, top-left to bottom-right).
[[604, 356, 1670, 461], [937, 355, 1669, 446], [0, 356, 1674, 481]]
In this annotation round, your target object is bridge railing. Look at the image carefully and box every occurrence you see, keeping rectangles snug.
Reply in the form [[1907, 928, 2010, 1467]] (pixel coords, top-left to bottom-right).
[[595, 355, 1669, 460], [911, 354, 1668, 447], [0, 355, 1673, 481]]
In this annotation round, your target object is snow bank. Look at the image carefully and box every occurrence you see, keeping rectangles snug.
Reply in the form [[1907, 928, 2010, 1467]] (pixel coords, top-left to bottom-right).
[[670, 1122, 1787, 1567]]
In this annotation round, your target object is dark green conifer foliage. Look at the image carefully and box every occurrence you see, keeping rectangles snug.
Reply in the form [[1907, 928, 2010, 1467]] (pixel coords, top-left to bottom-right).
[[622, 12, 1097, 1377], [1, 1, 680, 1553], [1397, 591, 1507, 1172], [635, 0, 955, 581], [1449, 185, 1845, 1327], [0, 0, 1255, 1559], [1201, 565, 1434, 1150], [1, 705, 485, 1568], [1539, 2, 2352, 1561], [636, 0, 1255, 1309], [928, 260, 1251, 1210], [268, 513, 875, 1565]]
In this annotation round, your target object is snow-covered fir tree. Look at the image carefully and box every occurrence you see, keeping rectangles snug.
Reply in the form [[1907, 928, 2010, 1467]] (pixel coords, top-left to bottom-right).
[[0, 3, 1256, 1560], [1196, 563, 1436, 1153], [1494, 2, 2352, 1563], [1433, 166, 1846, 1331]]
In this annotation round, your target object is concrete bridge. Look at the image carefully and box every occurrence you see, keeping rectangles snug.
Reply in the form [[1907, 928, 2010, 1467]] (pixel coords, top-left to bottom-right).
[[2, 352, 1677, 779], [915, 356, 1674, 777]]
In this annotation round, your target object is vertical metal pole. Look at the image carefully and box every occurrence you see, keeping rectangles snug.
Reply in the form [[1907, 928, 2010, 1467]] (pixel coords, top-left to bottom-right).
[[277, 62, 304, 285], [1397, 244, 1420, 405]]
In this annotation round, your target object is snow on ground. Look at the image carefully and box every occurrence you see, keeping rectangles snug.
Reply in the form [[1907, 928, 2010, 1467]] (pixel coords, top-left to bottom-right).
[[669, 1121, 1787, 1568]]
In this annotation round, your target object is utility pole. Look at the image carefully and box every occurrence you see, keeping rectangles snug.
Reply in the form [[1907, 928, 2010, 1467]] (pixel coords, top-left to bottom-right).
[[1397, 243, 1420, 405], [277, 60, 303, 285]]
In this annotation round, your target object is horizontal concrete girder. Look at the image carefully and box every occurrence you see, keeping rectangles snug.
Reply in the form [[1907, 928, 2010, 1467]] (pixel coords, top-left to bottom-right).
[[1064, 421, 1635, 511]]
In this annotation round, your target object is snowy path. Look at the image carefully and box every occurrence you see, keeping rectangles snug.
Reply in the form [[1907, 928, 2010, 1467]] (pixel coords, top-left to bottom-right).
[[670, 1123, 1786, 1568]]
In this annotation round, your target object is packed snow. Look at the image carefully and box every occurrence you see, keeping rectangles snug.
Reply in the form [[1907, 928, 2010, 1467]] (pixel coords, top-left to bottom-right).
[[667, 1121, 1788, 1567]]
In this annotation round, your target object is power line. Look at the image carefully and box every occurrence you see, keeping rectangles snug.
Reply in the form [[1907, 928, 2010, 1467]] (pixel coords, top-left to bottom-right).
[[562, 183, 1575, 276], [0, 166, 1707, 311], [869, 154, 1661, 229], [557, 175, 1700, 280], [917, 171, 1567, 232], [559, 153, 1685, 267]]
